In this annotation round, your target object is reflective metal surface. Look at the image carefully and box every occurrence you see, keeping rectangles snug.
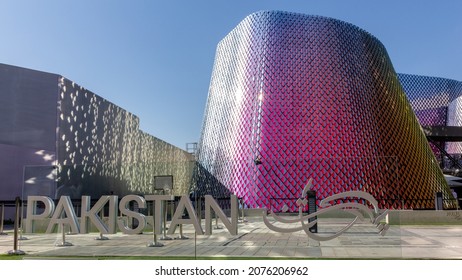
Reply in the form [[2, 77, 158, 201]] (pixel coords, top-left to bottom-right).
[[194, 11, 455, 210]]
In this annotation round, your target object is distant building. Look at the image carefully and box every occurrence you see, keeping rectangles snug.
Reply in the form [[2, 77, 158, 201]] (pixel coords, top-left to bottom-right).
[[193, 11, 456, 210]]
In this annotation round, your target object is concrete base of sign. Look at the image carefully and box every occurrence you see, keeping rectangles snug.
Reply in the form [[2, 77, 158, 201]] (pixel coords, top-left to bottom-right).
[[2, 218, 462, 259], [95, 234, 109, 240], [147, 241, 164, 247], [8, 249, 25, 255], [55, 241, 73, 247], [174, 235, 189, 240]]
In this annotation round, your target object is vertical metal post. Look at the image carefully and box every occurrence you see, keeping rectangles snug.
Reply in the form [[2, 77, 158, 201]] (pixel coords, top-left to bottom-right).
[[175, 221, 189, 239], [195, 196, 200, 224], [214, 211, 223, 230], [194, 231, 197, 260], [62, 224, 66, 243], [241, 199, 245, 221], [0, 203, 7, 235], [19, 166, 28, 241], [160, 197, 172, 240], [198, 197, 202, 224], [194, 195, 197, 259], [95, 209, 109, 240], [18, 198, 28, 240], [160, 189, 172, 240], [8, 197, 25, 255], [164, 200, 169, 230], [55, 213, 73, 247], [170, 199, 174, 224], [239, 198, 247, 223], [65, 200, 77, 236], [174, 197, 188, 240], [147, 201, 164, 247]]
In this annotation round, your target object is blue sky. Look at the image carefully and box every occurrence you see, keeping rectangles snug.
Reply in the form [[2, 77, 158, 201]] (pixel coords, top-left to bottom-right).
[[1, 0, 461, 149]]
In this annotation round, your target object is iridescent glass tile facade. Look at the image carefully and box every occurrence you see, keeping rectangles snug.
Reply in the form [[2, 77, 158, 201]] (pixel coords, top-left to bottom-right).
[[194, 11, 456, 210]]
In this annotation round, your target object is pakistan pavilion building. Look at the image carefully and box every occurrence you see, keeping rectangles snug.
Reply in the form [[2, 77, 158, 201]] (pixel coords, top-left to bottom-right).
[[0, 63, 193, 204], [2, 11, 461, 213], [193, 11, 457, 210]]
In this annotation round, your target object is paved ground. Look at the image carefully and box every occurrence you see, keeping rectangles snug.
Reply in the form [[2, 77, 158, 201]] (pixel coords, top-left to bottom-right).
[[1, 217, 462, 259]]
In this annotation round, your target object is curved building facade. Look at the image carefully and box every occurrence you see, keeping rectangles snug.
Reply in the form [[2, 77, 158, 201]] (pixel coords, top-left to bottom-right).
[[194, 11, 456, 210]]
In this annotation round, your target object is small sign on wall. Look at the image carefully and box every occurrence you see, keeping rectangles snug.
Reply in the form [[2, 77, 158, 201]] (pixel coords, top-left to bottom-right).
[[154, 175, 173, 191]]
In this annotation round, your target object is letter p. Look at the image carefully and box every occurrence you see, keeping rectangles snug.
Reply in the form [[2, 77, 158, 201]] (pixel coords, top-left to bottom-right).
[[25, 196, 55, 233]]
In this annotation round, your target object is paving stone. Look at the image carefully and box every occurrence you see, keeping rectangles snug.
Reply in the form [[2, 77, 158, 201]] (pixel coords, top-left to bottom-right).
[[1, 219, 462, 259]]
